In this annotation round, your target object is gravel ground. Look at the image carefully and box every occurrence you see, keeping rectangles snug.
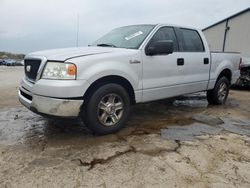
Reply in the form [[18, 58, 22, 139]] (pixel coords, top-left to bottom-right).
[[0, 66, 249, 188]]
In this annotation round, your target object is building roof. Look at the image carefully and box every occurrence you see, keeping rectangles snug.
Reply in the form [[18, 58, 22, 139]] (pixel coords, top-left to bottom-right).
[[203, 7, 250, 31]]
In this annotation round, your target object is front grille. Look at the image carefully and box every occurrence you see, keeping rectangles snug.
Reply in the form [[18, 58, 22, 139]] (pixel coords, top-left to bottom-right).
[[24, 59, 41, 81]]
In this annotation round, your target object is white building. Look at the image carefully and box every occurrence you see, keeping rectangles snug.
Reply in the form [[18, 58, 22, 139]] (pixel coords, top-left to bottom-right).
[[203, 8, 250, 58]]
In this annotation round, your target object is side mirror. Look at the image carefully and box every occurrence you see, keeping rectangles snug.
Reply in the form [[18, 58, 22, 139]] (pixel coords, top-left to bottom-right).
[[145, 40, 174, 56]]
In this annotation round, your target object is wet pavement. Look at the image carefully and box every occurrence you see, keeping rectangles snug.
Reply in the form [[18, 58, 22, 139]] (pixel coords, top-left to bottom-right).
[[1, 95, 249, 146], [161, 117, 250, 141], [0, 67, 250, 187]]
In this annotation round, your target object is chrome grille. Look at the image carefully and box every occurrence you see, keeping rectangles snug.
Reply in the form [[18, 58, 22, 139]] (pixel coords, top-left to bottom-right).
[[24, 59, 41, 81]]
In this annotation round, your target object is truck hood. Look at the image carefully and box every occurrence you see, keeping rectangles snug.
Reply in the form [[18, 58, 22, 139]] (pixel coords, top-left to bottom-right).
[[26, 47, 127, 61]]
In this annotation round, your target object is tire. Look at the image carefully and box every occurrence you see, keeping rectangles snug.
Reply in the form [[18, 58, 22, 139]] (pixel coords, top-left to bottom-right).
[[82, 83, 130, 135], [207, 76, 230, 105]]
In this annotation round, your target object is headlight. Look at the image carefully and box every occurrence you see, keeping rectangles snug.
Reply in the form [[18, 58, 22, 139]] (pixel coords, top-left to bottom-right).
[[42, 62, 77, 80]]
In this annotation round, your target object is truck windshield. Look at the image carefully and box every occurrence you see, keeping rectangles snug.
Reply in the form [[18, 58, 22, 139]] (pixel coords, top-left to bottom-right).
[[92, 25, 155, 49]]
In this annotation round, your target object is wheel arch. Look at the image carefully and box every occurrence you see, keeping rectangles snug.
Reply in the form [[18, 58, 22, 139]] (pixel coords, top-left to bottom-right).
[[83, 75, 136, 104], [216, 68, 232, 84]]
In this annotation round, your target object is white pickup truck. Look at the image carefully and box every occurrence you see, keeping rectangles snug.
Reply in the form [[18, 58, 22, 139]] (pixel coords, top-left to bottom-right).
[[19, 24, 241, 134]]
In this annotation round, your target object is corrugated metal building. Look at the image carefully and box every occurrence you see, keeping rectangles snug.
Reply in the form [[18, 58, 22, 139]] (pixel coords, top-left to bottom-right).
[[203, 8, 250, 58]]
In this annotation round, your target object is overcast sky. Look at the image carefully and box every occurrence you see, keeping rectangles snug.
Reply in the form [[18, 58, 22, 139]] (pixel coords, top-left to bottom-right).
[[0, 0, 250, 54]]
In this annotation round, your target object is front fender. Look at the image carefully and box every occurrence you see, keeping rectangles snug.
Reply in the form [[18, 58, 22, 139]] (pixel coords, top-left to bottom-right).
[[78, 60, 141, 91]]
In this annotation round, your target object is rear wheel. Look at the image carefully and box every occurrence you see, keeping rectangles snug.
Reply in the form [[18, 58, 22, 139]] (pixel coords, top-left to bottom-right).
[[207, 76, 230, 105], [82, 83, 130, 135]]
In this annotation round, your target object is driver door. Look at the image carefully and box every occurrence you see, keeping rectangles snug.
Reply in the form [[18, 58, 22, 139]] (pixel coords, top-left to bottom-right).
[[142, 26, 187, 102]]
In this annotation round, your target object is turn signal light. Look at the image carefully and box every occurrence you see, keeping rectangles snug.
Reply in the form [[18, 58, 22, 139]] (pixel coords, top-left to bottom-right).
[[67, 64, 76, 76]]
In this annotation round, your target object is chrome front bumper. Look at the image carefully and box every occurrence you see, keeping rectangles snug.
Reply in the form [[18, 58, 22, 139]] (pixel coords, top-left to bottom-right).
[[18, 87, 84, 118]]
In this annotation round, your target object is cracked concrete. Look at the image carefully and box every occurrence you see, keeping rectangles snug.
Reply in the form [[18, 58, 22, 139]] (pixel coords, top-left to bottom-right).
[[73, 146, 136, 170], [0, 67, 250, 187]]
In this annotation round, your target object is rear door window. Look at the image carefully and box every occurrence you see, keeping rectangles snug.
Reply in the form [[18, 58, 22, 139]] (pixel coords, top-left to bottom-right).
[[179, 29, 204, 52]]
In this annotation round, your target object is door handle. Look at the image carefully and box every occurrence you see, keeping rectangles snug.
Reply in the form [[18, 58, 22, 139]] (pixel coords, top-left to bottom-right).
[[177, 58, 184, 66], [204, 58, 209, 64]]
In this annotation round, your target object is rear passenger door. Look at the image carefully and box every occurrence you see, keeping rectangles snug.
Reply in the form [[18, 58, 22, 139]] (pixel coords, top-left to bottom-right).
[[175, 28, 210, 91]]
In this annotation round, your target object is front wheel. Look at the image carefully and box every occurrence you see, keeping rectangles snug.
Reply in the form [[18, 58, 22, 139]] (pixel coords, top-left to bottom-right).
[[82, 83, 130, 135], [207, 76, 230, 105]]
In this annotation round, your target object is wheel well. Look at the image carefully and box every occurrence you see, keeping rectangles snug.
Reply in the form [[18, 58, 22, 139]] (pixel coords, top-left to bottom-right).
[[217, 69, 232, 84], [84, 75, 136, 104]]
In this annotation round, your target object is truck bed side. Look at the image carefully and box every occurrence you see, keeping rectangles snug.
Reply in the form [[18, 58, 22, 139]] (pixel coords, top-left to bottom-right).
[[207, 52, 241, 90]]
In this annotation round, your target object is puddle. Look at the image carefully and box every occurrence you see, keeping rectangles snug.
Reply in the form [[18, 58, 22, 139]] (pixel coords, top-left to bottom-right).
[[0, 107, 90, 146], [161, 116, 250, 141], [0, 105, 192, 147], [173, 93, 208, 108], [161, 123, 223, 141]]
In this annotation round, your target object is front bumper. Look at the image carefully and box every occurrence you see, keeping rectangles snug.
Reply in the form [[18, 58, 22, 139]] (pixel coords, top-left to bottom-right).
[[18, 87, 84, 118]]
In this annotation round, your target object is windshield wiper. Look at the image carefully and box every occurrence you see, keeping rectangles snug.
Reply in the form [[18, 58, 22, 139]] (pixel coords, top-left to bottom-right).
[[96, 43, 117, 48]]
